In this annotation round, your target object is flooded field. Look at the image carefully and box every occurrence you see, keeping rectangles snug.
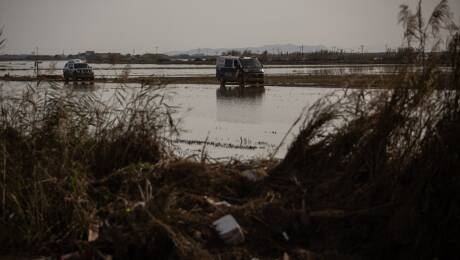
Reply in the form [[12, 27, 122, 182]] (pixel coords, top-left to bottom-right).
[[0, 80, 336, 159], [0, 60, 412, 78]]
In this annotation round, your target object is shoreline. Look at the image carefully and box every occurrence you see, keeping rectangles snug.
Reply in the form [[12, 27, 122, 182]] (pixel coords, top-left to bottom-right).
[[0, 74, 395, 88]]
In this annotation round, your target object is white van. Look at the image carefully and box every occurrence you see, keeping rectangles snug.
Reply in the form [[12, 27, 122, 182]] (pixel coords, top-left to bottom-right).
[[216, 56, 264, 87]]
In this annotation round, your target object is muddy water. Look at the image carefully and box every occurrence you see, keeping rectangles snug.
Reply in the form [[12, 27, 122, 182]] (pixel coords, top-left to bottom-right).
[[170, 85, 336, 159], [0, 80, 336, 159]]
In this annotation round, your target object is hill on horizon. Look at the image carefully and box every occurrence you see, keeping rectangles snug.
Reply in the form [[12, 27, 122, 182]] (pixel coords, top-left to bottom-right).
[[166, 44, 328, 56]]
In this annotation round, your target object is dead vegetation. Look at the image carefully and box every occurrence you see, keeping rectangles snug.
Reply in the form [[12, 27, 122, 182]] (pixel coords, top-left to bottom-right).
[[273, 1, 460, 258], [0, 1, 459, 259], [0, 81, 179, 254]]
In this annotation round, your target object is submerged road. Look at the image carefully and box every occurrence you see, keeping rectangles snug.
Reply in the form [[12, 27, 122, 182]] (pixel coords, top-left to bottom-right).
[[0, 74, 395, 88]]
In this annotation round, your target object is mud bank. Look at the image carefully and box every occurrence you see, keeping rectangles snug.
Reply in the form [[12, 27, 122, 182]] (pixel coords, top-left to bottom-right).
[[0, 74, 396, 88]]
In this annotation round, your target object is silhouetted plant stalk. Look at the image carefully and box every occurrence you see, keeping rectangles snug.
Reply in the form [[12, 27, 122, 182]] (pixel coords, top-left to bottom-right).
[[0, 27, 6, 221], [399, 0, 458, 64]]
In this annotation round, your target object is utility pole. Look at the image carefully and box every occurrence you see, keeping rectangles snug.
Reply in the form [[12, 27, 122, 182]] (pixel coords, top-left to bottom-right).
[[35, 47, 39, 77]]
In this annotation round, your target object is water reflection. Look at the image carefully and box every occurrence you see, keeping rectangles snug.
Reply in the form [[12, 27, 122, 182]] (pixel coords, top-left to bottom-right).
[[216, 86, 265, 124], [0, 81, 338, 158]]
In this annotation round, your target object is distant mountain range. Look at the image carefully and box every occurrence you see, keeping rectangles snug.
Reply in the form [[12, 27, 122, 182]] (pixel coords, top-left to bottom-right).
[[166, 44, 328, 56]]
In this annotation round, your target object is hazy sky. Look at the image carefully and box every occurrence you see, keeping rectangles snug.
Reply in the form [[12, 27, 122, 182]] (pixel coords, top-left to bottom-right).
[[0, 0, 459, 54]]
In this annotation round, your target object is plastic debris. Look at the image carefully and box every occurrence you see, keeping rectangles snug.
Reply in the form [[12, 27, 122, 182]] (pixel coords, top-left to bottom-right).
[[88, 222, 100, 242], [282, 231, 290, 241], [206, 196, 232, 207], [60, 251, 83, 260], [283, 252, 290, 260], [240, 168, 267, 182], [213, 214, 245, 245], [133, 201, 146, 209]]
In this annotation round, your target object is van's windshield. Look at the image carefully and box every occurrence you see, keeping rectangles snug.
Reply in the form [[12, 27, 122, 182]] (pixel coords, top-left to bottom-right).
[[240, 59, 262, 69], [74, 64, 89, 69]]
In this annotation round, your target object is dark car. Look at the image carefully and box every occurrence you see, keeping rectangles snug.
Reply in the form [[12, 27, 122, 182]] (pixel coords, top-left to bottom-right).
[[216, 56, 264, 87], [63, 60, 95, 83]]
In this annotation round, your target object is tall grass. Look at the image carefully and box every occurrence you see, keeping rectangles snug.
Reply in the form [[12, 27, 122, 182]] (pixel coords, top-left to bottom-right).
[[275, 1, 459, 258], [0, 81, 178, 252], [0, 28, 5, 50]]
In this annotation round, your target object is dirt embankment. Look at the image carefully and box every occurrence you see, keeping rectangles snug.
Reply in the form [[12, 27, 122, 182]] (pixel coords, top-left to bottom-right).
[[0, 74, 397, 88]]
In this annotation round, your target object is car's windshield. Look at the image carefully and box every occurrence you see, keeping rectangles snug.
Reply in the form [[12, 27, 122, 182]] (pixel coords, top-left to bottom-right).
[[240, 58, 262, 69], [74, 63, 89, 69]]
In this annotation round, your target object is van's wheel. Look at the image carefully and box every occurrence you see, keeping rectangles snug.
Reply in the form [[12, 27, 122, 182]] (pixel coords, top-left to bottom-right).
[[64, 75, 69, 84], [220, 80, 226, 88], [239, 76, 245, 88], [73, 73, 78, 82]]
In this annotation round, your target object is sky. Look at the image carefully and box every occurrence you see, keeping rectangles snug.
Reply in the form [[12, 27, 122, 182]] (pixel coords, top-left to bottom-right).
[[0, 0, 459, 54]]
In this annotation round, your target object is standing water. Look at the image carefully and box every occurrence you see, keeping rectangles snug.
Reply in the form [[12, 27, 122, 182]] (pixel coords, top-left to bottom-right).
[[0, 80, 337, 159]]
